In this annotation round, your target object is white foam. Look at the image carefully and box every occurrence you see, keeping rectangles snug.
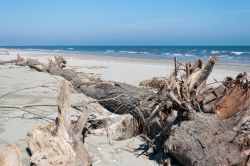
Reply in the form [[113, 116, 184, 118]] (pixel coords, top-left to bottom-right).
[[105, 50, 114, 53], [211, 51, 220, 54], [118, 51, 137, 54], [172, 53, 183, 56], [127, 51, 137, 54], [138, 51, 149, 54], [52, 50, 61, 52], [162, 52, 170, 55], [231, 51, 244, 55], [184, 54, 193, 57], [219, 55, 228, 58]]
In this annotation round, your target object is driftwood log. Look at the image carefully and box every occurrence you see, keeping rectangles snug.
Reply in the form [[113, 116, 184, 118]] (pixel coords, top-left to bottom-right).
[[26, 80, 91, 166], [165, 112, 243, 165], [22, 56, 151, 117], [0, 55, 24, 65]]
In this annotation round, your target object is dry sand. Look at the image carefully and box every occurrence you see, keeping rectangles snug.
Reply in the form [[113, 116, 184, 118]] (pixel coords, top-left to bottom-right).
[[0, 49, 249, 165]]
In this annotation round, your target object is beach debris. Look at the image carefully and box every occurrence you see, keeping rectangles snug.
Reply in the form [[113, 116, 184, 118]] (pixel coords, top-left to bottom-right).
[[0, 144, 22, 166], [137, 56, 248, 165], [165, 112, 243, 165], [139, 77, 168, 90], [0, 49, 9, 55], [25, 58, 48, 72], [234, 106, 250, 156], [214, 72, 250, 119], [19, 55, 152, 117], [2, 54, 250, 165], [0, 55, 24, 65], [16, 55, 66, 73], [26, 80, 92, 166], [108, 114, 138, 141]]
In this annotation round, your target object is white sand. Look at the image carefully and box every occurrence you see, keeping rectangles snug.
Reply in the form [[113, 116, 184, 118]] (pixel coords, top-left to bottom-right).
[[0, 50, 161, 165], [0, 49, 249, 165], [2, 49, 249, 85]]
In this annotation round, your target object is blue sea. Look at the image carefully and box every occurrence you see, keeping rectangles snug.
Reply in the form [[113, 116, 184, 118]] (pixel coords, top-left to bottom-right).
[[2, 46, 250, 64]]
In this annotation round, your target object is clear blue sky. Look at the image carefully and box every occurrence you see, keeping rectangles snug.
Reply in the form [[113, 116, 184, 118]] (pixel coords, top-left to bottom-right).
[[0, 0, 249, 45]]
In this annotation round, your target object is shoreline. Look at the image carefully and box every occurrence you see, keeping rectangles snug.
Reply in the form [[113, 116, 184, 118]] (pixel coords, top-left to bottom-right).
[[3, 48, 250, 67], [0, 49, 249, 86], [5, 48, 173, 65]]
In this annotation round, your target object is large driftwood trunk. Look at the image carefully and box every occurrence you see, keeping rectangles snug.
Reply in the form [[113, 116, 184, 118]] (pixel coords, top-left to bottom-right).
[[165, 112, 243, 166], [22, 57, 152, 116], [79, 81, 150, 116], [137, 57, 250, 165], [26, 80, 91, 166]]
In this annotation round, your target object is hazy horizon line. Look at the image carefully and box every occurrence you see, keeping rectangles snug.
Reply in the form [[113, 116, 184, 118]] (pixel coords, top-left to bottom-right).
[[1, 45, 250, 47]]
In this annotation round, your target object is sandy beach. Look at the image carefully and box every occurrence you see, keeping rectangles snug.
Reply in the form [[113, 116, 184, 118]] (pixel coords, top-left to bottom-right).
[[0, 49, 249, 165], [2, 49, 249, 85]]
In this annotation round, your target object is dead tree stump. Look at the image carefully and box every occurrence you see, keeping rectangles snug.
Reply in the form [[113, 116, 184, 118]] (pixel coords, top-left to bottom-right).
[[26, 80, 92, 166]]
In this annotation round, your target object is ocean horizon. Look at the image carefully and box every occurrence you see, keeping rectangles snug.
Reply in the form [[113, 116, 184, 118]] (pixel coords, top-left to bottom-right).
[[1, 45, 250, 64]]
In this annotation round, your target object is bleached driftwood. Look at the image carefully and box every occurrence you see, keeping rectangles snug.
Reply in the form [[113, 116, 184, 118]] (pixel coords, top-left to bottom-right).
[[138, 57, 250, 165], [21, 56, 152, 117], [0, 144, 22, 166], [26, 80, 91, 166], [0, 55, 24, 65]]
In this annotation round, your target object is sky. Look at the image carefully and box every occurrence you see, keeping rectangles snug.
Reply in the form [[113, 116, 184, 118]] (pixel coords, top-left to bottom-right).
[[0, 0, 250, 46]]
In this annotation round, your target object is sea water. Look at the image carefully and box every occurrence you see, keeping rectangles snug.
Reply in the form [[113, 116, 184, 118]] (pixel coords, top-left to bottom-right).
[[2, 46, 250, 64]]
